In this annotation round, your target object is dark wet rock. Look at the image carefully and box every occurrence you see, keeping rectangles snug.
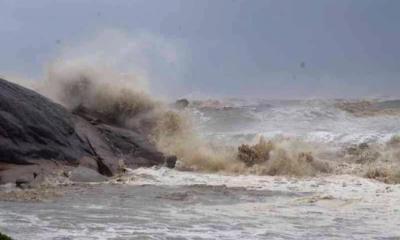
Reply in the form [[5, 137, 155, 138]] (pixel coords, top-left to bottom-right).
[[74, 110, 176, 172], [15, 179, 30, 189], [69, 166, 108, 183], [0, 78, 91, 165], [175, 98, 189, 109], [73, 116, 118, 176], [165, 156, 177, 169], [78, 156, 100, 171], [95, 124, 166, 168], [0, 78, 94, 184], [0, 78, 175, 185], [72, 106, 175, 171]]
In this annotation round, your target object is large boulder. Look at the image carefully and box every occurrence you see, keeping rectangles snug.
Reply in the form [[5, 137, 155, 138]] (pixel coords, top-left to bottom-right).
[[0, 78, 91, 164], [0, 78, 175, 186]]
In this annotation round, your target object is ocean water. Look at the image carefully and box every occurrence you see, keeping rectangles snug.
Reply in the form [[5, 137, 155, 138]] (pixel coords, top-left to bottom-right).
[[192, 99, 400, 145], [1, 99, 400, 239]]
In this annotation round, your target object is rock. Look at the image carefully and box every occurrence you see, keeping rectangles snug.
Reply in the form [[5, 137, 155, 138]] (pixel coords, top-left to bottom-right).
[[73, 107, 176, 171], [73, 117, 119, 176], [15, 179, 30, 189], [0, 78, 175, 185], [78, 156, 99, 171], [69, 166, 108, 183], [166, 156, 177, 169], [175, 98, 189, 109], [0, 78, 91, 165], [95, 124, 166, 168]]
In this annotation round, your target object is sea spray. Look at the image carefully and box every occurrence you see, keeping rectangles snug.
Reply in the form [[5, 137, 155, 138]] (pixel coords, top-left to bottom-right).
[[34, 59, 239, 171], [10, 61, 400, 182], [28, 59, 337, 177]]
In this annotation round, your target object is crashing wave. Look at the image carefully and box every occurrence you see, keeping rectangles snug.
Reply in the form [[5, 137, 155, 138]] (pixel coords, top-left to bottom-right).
[[11, 59, 399, 184]]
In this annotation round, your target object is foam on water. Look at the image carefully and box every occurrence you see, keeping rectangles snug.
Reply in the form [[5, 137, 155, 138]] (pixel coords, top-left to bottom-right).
[[194, 99, 400, 146], [121, 167, 399, 198], [1, 167, 399, 239]]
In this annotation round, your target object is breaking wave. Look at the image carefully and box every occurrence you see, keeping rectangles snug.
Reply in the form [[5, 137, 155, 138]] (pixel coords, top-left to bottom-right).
[[26, 60, 337, 178], [13, 56, 400, 183]]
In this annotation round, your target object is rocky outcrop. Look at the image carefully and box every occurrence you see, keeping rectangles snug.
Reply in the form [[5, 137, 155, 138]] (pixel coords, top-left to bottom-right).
[[73, 108, 176, 171], [0, 78, 91, 165], [0, 78, 175, 186]]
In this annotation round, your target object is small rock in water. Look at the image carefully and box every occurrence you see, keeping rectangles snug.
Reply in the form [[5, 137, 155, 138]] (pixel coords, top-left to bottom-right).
[[175, 98, 189, 109], [166, 156, 177, 168], [15, 179, 30, 189]]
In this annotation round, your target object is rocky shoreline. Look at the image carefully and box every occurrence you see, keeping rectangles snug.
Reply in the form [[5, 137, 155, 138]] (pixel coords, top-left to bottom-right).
[[0, 78, 175, 188]]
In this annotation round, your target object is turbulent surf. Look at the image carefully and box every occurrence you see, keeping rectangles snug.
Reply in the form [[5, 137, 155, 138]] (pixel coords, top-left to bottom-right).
[[1, 64, 400, 239]]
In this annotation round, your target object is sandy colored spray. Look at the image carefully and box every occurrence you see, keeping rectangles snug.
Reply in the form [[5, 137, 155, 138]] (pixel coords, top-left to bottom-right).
[[32, 58, 335, 177]]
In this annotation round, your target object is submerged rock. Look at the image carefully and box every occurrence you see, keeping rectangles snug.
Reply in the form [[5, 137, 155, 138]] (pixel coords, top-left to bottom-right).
[[95, 124, 166, 168]]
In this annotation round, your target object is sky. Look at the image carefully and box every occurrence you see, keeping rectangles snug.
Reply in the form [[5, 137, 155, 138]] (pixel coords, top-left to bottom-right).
[[0, 0, 399, 99]]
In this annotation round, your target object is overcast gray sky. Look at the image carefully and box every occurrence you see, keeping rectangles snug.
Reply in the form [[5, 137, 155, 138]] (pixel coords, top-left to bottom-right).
[[1, 0, 399, 99]]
